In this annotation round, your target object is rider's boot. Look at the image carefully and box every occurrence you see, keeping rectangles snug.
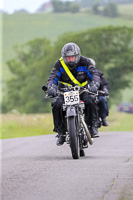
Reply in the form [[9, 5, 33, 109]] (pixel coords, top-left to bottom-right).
[[80, 149, 85, 157], [88, 126, 99, 138], [56, 132, 66, 146], [102, 118, 109, 126], [91, 127, 99, 138], [90, 113, 100, 138], [97, 117, 102, 128]]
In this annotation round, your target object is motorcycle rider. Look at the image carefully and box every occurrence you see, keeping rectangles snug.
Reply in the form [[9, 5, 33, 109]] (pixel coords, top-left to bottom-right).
[[47, 42, 100, 146], [88, 58, 109, 126]]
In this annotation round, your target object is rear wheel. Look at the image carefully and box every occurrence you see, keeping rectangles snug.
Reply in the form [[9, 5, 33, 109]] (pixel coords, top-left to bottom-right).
[[68, 116, 79, 159]]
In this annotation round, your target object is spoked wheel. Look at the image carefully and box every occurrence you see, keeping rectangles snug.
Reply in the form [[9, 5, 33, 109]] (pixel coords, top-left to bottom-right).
[[80, 117, 93, 145], [68, 116, 79, 159]]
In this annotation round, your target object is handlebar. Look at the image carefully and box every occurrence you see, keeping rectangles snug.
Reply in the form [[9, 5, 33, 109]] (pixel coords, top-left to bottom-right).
[[42, 85, 109, 98], [56, 87, 108, 96]]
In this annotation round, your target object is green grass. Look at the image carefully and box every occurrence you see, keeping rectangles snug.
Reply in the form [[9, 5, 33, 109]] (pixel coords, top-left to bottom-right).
[[118, 4, 133, 18], [121, 87, 133, 103], [0, 114, 54, 139], [99, 3, 133, 20], [99, 110, 133, 132], [1, 111, 133, 139], [3, 12, 133, 70], [1, 7, 133, 102]]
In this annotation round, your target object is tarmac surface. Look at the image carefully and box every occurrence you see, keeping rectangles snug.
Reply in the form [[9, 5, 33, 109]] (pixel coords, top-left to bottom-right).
[[1, 132, 133, 200]]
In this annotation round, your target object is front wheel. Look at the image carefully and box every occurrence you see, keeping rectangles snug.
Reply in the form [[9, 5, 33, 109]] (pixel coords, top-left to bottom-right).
[[68, 116, 79, 159]]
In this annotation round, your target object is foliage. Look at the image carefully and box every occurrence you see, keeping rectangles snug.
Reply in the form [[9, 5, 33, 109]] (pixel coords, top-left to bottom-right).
[[102, 3, 119, 18], [72, 26, 133, 105], [2, 38, 54, 113], [2, 26, 133, 113], [92, 3, 100, 15], [13, 9, 29, 14], [114, 0, 133, 3], [69, 3, 81, 13], [3, 11, 133, 66], [51, 0, 70, 12], [92, 2, 119, 18], [75, 0, 133, 8], [51, 0, 80, 13], [75, 0, 102, 8]]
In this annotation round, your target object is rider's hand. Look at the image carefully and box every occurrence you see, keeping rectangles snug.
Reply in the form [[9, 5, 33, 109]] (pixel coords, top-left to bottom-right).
[[90, 81, 100, 93], [48, 84, 57, 97], [90, 85, 97, 93], [103, 88, 109, 96]]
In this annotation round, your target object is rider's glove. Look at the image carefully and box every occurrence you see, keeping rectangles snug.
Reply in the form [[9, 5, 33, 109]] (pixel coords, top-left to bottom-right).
[[90, 81, 100, 93], [48, 84, 57, 97], [103, 88, 109, 96]]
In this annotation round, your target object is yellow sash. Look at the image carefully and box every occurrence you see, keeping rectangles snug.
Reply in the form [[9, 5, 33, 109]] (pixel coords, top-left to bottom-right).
[[59, 57, 87, 87]]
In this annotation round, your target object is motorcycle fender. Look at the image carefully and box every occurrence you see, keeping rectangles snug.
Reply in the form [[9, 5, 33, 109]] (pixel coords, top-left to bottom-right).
[[66, 107, 76, 117]]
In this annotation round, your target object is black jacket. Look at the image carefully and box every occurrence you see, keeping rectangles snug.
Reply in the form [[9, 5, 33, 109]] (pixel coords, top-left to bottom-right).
[[88, 66, 109, 92], [47, 56, 100, 88], [98, 70, 109, 91]]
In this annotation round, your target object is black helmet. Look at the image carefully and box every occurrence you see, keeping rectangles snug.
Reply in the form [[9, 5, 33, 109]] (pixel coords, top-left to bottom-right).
[[61, 42, 81, 69]]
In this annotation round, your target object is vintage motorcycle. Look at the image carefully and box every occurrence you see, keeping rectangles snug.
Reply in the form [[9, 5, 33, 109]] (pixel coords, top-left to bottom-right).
[[42, 84, 97, 159]]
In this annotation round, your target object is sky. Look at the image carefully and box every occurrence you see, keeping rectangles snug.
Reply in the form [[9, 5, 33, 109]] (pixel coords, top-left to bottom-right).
[[1, 0, 50, 13]]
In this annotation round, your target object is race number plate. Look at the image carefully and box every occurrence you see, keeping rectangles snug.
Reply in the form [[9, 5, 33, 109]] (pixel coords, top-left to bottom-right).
[[64, 91, 79, 105]]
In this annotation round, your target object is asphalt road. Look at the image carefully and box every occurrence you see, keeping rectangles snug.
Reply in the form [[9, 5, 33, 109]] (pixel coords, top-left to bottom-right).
[[1, 132, 133, 200]]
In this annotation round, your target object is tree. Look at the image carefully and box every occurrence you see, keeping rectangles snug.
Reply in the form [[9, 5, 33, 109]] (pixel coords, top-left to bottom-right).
[[13, 9, 29, 14], [2, 38, 54, 113], [102, 3, 119, 18], [53, 26, 133, 105], [2, 27, 133, 113], [51, 0, 80, 13], [92, 2, 100, 15], [51, 0, 71, 12], [69, 3, 80, 13]]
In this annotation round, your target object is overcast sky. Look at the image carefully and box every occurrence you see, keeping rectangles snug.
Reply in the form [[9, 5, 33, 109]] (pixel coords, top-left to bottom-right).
[[1, 0, 50, 13]]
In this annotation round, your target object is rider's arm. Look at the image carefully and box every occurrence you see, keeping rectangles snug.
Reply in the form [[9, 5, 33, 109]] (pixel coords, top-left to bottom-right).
[[87, 65, 100, 86], [86, 68, 92, 81], [80, 56, 100, 84], [101, 74, 109, 89], [47, 60, 62, 88], [100, 75, 109, 94]]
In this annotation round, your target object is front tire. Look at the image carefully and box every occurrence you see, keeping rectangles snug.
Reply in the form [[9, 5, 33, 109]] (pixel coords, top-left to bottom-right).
[[68, 116, 79, 159]]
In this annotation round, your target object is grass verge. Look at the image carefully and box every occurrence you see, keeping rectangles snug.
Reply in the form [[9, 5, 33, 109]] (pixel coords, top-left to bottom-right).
[[99, 110, 133, 132], [0, 114, 54, 139], [0, 111, 133, 139]]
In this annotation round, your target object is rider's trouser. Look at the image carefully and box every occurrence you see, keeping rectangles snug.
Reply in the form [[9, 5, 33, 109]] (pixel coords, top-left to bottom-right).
[[52, 94, 66, 133], [98, 96, 109, 119], [52, 93, 99, 133], [80, 92, 99, 128]]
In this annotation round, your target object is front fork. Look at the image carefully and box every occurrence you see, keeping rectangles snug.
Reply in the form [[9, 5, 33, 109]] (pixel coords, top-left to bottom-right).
[[63, 105, 77, 144], [63, 105, 88, 148]]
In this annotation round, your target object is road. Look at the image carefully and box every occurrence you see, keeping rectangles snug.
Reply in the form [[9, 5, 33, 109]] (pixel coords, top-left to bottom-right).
[[1, 132, 133, 200]]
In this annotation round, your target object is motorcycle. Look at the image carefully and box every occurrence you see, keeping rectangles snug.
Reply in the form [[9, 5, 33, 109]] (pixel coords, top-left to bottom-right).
[[42, 84, 97, 159]]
